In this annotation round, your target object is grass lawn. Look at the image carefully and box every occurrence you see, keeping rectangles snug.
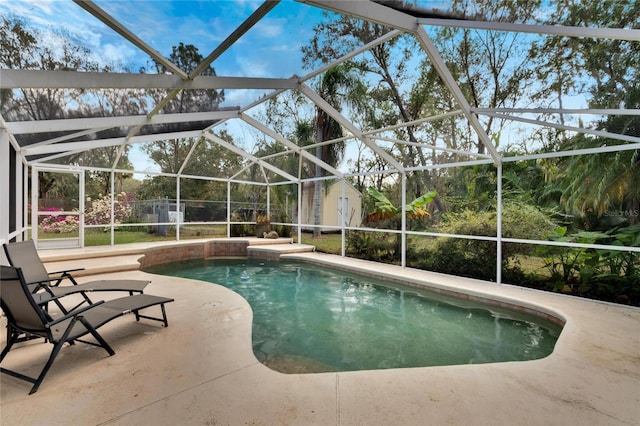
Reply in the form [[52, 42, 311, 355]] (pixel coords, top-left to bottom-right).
[[37, 225, 228, 246], [299, 233, 343, 254]]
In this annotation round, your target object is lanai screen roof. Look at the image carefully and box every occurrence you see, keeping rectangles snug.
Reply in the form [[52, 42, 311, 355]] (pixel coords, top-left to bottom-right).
[[1, 0, 638, 184]]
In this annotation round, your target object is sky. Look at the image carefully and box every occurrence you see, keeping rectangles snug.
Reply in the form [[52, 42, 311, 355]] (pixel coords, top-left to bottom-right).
[[0, 0, 331, 172], [0, 1, 600, 174], [0, 1, 326, 84]]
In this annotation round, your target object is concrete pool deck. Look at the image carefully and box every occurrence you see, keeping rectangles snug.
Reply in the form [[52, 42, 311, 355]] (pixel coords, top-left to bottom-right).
[[1, 240, 639, 425]]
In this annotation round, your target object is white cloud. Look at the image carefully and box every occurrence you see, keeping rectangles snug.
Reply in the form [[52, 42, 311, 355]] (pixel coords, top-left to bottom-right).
[[101, 43, 138, 66], [255, 18, 285, 38]]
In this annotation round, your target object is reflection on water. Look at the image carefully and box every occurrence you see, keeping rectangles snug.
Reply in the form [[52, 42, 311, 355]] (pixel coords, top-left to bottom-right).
[[148, 258, 561, 373]]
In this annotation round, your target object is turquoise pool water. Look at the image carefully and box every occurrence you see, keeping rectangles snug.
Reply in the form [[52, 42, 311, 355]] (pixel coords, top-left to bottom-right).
[[147, 258, 561, 373]]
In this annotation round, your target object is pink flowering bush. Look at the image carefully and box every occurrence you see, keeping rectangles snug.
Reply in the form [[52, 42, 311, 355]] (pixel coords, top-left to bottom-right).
[[40, 192, 134, 233], [40, 211, 79, 233], [85, 192, 134, 226]]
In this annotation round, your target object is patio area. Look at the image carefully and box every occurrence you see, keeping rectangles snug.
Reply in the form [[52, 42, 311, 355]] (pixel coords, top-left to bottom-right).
[[1, 241, 639, 425]]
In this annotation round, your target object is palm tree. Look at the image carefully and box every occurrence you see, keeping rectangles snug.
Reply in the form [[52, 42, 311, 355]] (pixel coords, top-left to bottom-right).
[[312, 64, 367, 236], [540, 133, 639, 228]]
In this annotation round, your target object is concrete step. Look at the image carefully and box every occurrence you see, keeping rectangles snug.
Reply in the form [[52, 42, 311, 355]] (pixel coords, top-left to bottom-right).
[[247, 244, 316, 260], [39, 238, 308, 276], [43, 254, 144, 277]]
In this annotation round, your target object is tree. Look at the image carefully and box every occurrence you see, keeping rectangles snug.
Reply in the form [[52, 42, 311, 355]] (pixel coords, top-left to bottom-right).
[[138, 43, 232, 202], [303, 1, 545, 202], [532, 1, 639, 227], [303, 13, 438, 198], [142, 43, 223, 114], [0, 17, 142, 200], [311, 64, 368, 236], [137, 129, 242, 203]]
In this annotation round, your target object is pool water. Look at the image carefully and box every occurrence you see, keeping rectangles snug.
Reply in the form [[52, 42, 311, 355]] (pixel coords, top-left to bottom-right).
[[148, 258, 561, 373]]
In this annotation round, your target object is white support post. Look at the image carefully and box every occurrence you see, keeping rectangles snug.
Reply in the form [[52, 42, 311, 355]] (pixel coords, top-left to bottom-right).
[[79, 170, 85, 248], [267, 182, 271, 222], [496, 163, 503, 284], [341, 179, 346, 258], [401, 173, 407, 268], [110, 171, 115, 246], [227, 180, 231, 238], [176, 177, 181, 241], [15, 149, 24, 241], [0, 130, 9, 245], [297, 179, 303, 245], [31, 167, 38, 245], [22, 160, 29, 241]]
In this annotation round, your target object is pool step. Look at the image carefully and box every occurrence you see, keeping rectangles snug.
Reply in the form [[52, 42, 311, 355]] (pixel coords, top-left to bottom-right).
[[38, 238, 313, 276], [42, 253, 144, 277], [247, 243, 315, 260]]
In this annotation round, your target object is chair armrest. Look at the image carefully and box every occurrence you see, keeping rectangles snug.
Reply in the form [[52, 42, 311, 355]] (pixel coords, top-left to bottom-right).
[[26, 278, 57, 293], [47, 268, 84, 286], [46, 300, 106, 327], [48, 268, 85, 276]]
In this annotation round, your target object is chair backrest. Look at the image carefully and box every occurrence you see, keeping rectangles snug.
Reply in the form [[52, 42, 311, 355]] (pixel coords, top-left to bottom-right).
[[0, 265, 49, 334], [3, 240, 51, 285]]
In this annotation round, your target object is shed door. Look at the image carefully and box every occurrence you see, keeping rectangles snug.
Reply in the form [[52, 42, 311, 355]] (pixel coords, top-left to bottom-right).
[[338, 196, 349, 227]]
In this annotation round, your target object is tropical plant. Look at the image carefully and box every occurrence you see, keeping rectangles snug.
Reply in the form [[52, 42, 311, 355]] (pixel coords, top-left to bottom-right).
[[366, 186, 437, 223], [537, 224, 640, 304], [350, 186, 437, 262]]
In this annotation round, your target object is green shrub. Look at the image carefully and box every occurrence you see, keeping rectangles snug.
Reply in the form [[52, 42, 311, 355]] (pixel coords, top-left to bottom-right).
[[346, 230, 399, 263], [537, 224, 640, 305], [409, 202, 557, 281]]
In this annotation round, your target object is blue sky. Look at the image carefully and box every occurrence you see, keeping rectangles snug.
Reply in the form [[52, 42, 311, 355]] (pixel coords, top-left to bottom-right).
[[1, 0, 330, 172], [1, 1, 596, 173], [1, 0, 326, 81]]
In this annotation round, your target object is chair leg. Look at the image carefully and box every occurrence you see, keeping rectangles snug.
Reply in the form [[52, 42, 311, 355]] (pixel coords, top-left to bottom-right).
[[160, 304, 168, 327], [28, 340, 65, 395], [78, 317, 115, 356], [133, 303, 170, 327], [27, 316, 114, 395], [0, 328, 20, 362]]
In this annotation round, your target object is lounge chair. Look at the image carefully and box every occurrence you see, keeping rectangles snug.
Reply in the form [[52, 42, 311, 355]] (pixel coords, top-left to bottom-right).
[[0, 265, 174, 395], [3, 240, 150, 312]]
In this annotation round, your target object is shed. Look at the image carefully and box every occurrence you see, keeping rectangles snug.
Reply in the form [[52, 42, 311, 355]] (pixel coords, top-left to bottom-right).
[[300, 181, 362, 232]]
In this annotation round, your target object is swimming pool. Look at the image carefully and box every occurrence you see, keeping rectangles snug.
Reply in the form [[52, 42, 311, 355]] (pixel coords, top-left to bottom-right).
[[147, 258, 562, 373]]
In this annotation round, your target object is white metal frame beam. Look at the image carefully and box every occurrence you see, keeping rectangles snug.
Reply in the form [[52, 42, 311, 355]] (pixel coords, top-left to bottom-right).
[[203, 132, 298, 183], [298, 0, 418, 33], [73, 0, 188, 78], [472, 108, 640, 116], [483, 112, 640, 145], [299, 83, 406, 172], [418, 18, 640, 42], [240, 113, 344, 178], [23, 130, 204, 157], [369, 135, 492, 159], [0, 69, 299, 90], [414, 26, 501, 164], [190, 1, 281, 78], [6, 110, 240, 135]]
